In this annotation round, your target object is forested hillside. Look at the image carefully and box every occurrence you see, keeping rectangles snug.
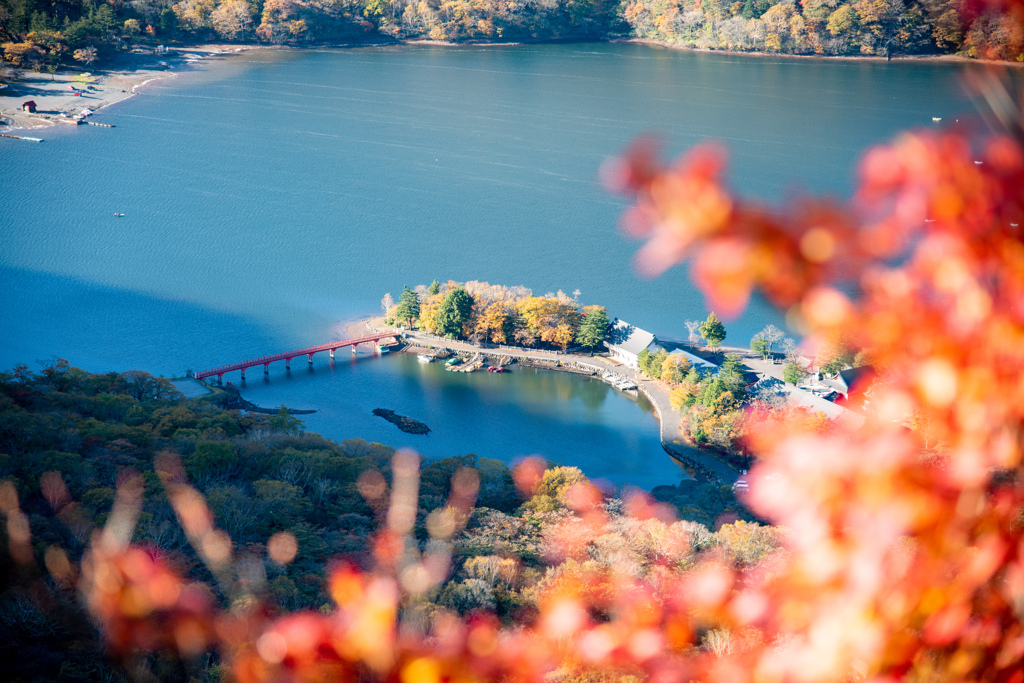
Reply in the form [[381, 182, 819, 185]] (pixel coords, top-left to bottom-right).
[[0, 360, 758, 681], [620, 0, 1021, 58], [1, 0, 1020, 66]]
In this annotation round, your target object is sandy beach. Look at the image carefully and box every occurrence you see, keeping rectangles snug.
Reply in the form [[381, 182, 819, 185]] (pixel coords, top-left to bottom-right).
[[0, 45, 254, 132]]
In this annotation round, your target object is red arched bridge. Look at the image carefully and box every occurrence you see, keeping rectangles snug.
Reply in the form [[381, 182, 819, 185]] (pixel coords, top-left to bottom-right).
[[195, 332, 399, 382]]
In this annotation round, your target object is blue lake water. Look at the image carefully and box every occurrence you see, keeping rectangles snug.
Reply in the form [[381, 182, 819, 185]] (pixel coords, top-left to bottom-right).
[[0, 44, 979, 488]]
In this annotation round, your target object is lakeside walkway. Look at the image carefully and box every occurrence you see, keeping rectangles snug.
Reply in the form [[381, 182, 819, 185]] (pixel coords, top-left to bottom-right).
[[349, 319, 740, 484]]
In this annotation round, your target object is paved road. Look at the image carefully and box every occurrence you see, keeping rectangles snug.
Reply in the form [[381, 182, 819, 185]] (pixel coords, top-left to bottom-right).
[[740, 355, 787, 382], [347, 322, 859, 484], [374, 325, 742, 484]]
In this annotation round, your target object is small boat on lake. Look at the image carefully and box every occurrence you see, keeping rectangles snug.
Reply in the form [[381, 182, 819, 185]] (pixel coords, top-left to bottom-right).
[[113, 213, 125, 217], [417, 354, 434, 363]]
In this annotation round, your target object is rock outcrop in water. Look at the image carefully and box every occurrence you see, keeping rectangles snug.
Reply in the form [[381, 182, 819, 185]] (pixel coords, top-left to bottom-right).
[[372, 408, 431, 435]]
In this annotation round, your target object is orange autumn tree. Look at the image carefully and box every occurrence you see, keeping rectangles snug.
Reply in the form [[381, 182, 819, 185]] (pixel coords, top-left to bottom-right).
[[4, 62, 1024, 683], [598, 67, 1024, 680]]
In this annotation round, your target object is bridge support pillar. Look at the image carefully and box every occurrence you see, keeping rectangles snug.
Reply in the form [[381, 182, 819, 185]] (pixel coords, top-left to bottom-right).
[[330, 348, 335, 360], [264, 363, 269, 375], [217, 374, 224, 384], [240, 368, 246, 380], [307, 353, 313, 364], [352, 344, 357, 355], [286, 358, 291, 369]]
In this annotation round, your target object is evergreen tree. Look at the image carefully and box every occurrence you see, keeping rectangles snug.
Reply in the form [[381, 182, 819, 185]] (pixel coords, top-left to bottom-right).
[[395, 286, 420, 327], [783, 361, 806, 385], [575, 305, 609, 348], [699, 311, 727, 350], [719, 353, 747, 400], [159, 8, 177, 35], [427, 279, 441, 296], [638, 348, 667, 378], [436, 287, 474, 338], [638, 348, 652, 375]]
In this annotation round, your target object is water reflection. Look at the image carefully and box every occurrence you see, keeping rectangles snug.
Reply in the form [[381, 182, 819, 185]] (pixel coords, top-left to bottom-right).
[[237, 351, 684, 490]]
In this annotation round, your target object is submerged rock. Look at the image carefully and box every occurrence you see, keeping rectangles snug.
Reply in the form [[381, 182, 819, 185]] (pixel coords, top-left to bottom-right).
[[372, 408, 431, 435]]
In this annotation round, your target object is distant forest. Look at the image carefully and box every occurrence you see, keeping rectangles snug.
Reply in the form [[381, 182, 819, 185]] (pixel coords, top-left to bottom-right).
[[1, 0, 1021, 66]]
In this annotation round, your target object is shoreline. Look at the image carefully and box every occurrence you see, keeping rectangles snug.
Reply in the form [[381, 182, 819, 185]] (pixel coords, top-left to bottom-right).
[[299, 316, 738, 483], [0, 44, 260, 132], [2, 36, 1015, 133], [367, 319, 741, 484], [615, 37, 1024, 67]]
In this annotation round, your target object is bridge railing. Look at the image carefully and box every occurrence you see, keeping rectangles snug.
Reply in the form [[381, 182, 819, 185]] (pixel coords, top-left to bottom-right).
[[195, 332, 399, 379]]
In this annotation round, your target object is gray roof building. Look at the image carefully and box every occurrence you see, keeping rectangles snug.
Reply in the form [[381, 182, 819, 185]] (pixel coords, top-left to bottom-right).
[[604, 319, 661, 369], [751, 376, 865, 429], [819, 366, 874, 398]]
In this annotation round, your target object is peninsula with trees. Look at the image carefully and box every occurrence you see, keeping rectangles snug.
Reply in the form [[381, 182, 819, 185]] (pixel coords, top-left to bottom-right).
[[385, 280, 610, 352], [378, 279, 871, 474]]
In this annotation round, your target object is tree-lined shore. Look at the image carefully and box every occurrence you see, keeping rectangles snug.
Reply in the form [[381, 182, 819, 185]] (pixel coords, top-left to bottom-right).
[[2, 0, 1020, 73]]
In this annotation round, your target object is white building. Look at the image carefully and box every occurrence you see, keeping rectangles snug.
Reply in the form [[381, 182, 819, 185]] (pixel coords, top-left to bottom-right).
[[604, 319, 662, 369]]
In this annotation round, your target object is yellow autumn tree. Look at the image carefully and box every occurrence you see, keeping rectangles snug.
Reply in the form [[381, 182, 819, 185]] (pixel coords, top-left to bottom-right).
[[476, 301, 516, 344], [417, 292, 445, 333]]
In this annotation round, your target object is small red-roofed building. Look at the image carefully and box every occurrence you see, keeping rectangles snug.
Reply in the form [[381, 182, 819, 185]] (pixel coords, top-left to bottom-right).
[[22, 100, 36, 112]]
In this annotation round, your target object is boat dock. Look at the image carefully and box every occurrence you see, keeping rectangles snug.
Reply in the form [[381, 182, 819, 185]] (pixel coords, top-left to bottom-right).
[[447, 353, 485, 372], [86, 121, 115, 127], [0, 133, 43, 142], [600, 372, 638, 391]]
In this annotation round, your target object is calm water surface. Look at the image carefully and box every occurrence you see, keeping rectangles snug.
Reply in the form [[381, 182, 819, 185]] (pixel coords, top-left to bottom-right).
[[0, 44, 977, 487]]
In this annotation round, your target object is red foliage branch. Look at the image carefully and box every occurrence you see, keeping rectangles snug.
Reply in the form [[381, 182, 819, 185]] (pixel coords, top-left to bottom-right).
[[602, 72, 1024, 681], [6, 65, 1024, 683]]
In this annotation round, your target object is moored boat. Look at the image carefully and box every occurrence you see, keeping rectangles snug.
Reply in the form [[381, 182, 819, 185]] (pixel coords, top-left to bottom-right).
[[417, 354, 433, 363], [601, 372, 637, 391]]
